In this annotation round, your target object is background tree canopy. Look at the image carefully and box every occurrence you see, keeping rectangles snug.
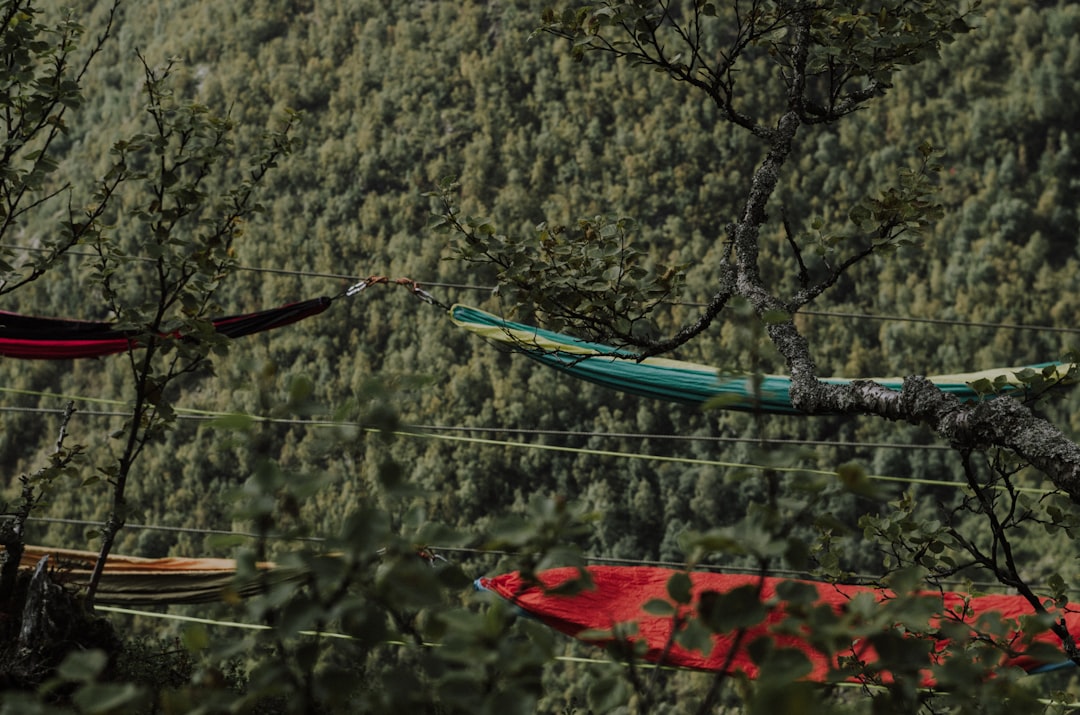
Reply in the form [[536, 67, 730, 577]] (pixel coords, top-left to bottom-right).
[[2, 0, 1080, 712]]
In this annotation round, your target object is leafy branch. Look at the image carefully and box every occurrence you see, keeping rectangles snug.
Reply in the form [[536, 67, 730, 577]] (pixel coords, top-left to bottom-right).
[[431, 178, 685, 346], [81, 55, 298, 607], [539, 1, 796, 139], [0, 401, 81, 604], [947, 452, 1080, 667], [0, 0, 121, 295], [790, 141, 946, 307], [524, 2, 1080, 511]]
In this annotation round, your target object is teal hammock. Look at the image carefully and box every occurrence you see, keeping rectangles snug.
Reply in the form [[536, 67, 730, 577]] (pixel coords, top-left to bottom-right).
[[451, 304, 1066, 414]]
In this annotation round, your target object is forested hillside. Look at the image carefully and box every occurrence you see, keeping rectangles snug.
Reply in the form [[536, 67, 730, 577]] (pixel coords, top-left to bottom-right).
[[2, 0, 1080, 712]]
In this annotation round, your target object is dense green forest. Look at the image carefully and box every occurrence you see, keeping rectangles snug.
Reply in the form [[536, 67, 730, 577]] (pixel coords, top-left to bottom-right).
[[2, 0, 1080, 712]]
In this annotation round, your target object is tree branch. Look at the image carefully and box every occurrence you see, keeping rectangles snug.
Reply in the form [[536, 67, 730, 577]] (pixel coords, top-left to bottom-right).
[[782, 370, 1080, 502]]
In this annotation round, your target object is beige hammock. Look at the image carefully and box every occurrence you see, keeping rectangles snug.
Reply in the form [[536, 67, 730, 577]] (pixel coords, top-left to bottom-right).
[[4, 545, 290, 605]]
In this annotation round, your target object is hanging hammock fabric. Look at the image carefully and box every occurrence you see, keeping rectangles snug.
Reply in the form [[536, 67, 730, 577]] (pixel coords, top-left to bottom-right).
[[451, 304, 1066, 414], [478, 566, 1079, 684], [0, 296, 332, 360], [5, 545, 294, 605]]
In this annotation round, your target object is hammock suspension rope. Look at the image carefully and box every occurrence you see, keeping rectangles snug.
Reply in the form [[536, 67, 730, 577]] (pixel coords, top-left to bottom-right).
[[4, 272, 1076, 685]]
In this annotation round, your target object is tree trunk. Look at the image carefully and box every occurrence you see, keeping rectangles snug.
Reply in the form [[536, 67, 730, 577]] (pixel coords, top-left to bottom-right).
[[0, 555, 121, 689]]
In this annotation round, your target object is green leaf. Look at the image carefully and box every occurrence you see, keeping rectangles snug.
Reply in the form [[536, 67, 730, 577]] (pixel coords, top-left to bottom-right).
[[698, 586, 767, 632], [761, 308, 791, 325], [1014, 367, 1037, 382], [756, 645, 813, 681], [884, 565, 927, 595], [288, 375, 315, 405], [702, 392, 751, 411], [775, 580, 820, 607], [204, 533, 248, 550], [587, 675, 630, 713], [208, 412, 255, 430], [675, 617, 715, 656], [73, 683, 147, 714], [667, 571, 693, 605], [642, 598, 676, 616], [576, 627, 613, 642], [181, 624, 209, 652], [835, 461, 880, 498], [57, 649, 108, 683]]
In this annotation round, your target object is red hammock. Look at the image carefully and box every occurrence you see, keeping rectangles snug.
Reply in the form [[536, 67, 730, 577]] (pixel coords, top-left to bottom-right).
[[478, 566, 1078, 684], [0, 297, 331, 359]]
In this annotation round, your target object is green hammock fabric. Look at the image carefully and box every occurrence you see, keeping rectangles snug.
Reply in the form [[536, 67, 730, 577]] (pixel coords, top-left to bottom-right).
[[451, 304, 1066, 414]]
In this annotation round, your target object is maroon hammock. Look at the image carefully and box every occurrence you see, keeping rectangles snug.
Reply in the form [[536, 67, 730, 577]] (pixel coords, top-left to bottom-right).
[[0, 297, 332, 359]]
